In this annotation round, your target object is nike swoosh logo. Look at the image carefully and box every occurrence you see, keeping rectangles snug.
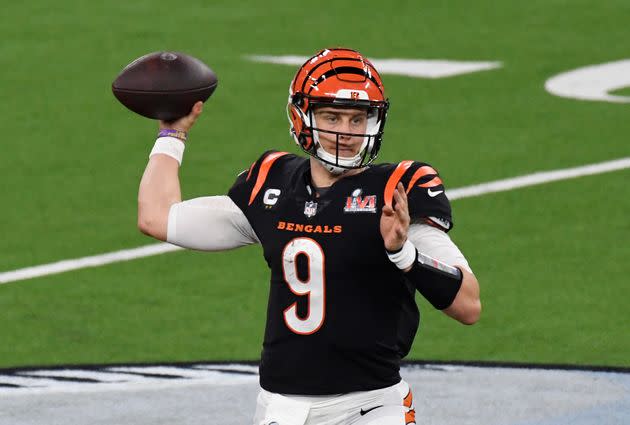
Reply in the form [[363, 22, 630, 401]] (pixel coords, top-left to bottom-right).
[[427, 188, 443, 197], [360, 405, 383, 416]]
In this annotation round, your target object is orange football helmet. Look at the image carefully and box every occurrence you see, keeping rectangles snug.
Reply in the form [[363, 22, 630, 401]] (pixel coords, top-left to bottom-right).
[[287, 48, 389, 174]]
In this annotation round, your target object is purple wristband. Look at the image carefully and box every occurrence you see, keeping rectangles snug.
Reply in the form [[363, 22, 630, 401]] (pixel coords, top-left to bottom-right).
[[158, 129, 187, 141]]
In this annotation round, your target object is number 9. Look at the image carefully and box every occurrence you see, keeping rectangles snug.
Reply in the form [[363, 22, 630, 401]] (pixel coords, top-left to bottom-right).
[[282, 237, 326, 335]]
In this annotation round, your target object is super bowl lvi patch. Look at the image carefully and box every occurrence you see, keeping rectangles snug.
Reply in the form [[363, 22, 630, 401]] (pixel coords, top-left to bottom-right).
[[344, 188, 377, 213]]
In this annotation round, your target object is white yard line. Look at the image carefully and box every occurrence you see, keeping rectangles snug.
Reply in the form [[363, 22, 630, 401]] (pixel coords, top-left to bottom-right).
[[1, 157, 629, 285]]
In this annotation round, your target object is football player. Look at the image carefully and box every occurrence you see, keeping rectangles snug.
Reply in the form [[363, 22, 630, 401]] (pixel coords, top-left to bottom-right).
[[138, 48, 481, 425]]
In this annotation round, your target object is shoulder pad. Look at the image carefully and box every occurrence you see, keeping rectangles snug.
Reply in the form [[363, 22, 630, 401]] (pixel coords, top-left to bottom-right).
[[384, 161, 452, 231], [245, 150, 290, 205], [383, 161, 442, 206]]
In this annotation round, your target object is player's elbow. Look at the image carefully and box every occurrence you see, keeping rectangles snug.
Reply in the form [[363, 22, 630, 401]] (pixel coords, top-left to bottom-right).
[[459, 270, 481, 325], [138, 216, 158, 239], [443, 298, 481, 325], [459, 299, 481, 325], [137, 207, 168, 241], [137, 216, 153, 236], [444, 271, 481, 325]]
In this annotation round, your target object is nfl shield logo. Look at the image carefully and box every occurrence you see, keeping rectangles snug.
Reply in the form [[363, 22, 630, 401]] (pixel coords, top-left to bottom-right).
[[304, 201, 318, 217]]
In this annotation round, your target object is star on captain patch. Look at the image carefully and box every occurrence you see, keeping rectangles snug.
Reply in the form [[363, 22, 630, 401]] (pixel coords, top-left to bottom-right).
[[304, 201, 318, 218]]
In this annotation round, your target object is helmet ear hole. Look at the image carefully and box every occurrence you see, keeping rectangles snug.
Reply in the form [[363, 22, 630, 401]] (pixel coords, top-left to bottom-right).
[[299, 132, 313, 150], [292, 93, 304, 107]]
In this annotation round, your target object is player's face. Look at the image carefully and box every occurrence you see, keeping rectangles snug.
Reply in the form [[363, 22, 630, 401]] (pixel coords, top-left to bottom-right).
[[313, 107, 369, 157]]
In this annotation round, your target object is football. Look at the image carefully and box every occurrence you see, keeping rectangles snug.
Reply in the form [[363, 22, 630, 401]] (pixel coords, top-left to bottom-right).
[[112, 51, 218, 121]]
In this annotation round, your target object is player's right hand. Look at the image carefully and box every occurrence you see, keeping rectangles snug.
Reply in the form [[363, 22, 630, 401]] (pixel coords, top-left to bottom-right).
[[380, 182, 410, 252], [159, 101, 204, 134]]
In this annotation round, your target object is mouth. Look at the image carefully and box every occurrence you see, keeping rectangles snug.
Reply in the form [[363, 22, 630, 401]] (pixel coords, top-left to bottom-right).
[[338, 148, 356, 155], [319, 141, 359, 159], [336, 145, 358, 156]]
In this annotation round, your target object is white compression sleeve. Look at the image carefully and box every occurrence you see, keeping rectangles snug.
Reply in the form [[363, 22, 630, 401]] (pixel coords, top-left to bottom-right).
[[167, 196, 259, 251], [407, 224, 473, 273]]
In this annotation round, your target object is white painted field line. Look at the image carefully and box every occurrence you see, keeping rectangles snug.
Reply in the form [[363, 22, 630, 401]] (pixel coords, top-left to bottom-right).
[[0, 244, 182, 285], [1, 157, 629, 285], [447, 156, 630, 200]]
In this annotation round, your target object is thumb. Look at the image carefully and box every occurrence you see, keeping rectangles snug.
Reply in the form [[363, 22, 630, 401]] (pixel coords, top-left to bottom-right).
[[191, 101, 203, 117], [382, 205, 394, 216]]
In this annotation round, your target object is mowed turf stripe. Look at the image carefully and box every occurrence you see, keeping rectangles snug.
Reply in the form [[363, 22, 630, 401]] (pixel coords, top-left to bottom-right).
[[1, 156, 628, 285]]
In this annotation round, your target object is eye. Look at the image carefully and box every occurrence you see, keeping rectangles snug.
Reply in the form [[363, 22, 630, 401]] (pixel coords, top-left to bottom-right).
[[352, 116, 367, 125]]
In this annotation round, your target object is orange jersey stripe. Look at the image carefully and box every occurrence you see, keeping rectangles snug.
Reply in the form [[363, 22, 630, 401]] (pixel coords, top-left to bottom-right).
[[384, 160, 414, 207], [248, 152, 289, 205], [418, 176, 443, 188], [406, 165, 439, 193], [245, 161, 256, 181]]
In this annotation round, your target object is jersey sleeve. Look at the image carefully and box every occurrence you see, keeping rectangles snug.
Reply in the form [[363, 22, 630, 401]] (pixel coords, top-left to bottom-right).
[[166, 196, 259, 251], [227, 150, 286, 212], [408, 223, 471, 272], [386, 161, 453, 232]]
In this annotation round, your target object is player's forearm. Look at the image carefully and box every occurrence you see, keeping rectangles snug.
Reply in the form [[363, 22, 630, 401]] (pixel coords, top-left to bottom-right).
[[138, 155, 182, 241], [395, 226, 481, 324], [442, 268, 481, 325]]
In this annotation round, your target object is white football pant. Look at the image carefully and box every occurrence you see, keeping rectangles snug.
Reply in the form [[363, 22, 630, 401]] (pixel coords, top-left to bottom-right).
[[253, 379, 416, 425]]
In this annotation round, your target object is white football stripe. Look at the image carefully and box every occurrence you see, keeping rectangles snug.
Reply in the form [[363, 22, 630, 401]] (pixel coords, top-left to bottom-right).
[[246, 55, 502, 78], [0, 156, 629, 285]]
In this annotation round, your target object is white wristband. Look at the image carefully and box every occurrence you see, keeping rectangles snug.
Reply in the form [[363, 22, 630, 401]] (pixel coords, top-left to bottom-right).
[[150, 137, 186, 165], [387, 239, 416, 270]]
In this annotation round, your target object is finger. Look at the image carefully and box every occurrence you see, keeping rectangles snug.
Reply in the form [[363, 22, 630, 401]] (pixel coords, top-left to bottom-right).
[[397, 182, 408, 204], [395, 202, 409, 220], [382, 205, 394, 216], [394, 186, 404, 207], [182, 102, 203, 124], [393, 188, 408, 213], [396, 183, 408, 208], [158, 102, 202, 131], [191, 101, 204, 116], [393, 195, 409, 224]]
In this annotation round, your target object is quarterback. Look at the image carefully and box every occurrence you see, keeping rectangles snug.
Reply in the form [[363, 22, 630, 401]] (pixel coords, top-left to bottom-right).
[[138, 48, 481, 424]]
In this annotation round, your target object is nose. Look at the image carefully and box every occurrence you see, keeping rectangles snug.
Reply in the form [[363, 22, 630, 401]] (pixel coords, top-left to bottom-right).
[[338, 118, 354, 139]]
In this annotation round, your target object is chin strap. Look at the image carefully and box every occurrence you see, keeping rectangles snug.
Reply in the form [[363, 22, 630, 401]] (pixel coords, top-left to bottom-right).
[[319, 158, 351, 175]]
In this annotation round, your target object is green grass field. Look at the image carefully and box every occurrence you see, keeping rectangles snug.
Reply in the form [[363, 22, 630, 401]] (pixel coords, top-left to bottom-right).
[[1, 0, 629, 369]]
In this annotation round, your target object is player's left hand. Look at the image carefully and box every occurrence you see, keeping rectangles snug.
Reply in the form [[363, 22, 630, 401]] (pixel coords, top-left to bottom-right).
[[380, 182, 410, 251]]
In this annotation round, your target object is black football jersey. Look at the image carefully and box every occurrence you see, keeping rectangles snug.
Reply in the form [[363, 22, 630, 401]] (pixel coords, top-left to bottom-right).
[[228, 151, 452, 395]]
